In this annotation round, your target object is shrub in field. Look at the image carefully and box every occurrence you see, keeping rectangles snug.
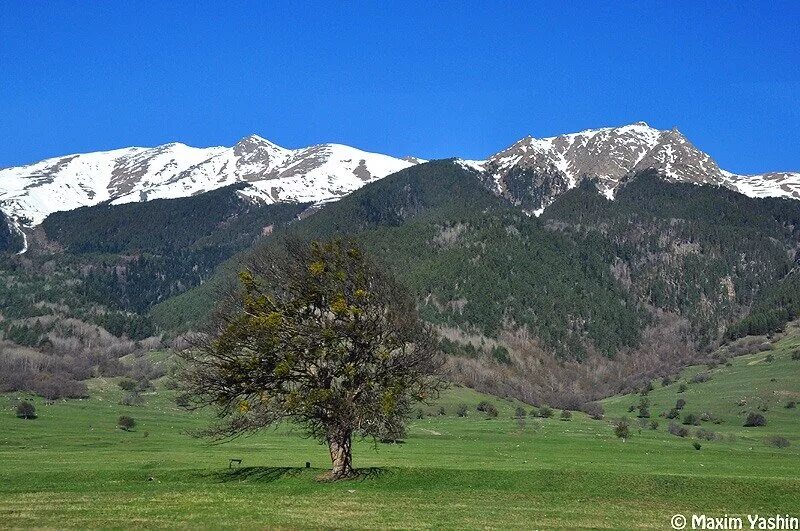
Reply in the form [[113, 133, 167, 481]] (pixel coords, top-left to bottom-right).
[[661, 376, 673, 387], [117, 415, 136, 431], [665, 408, 680, 419], [678, 383, 687, 393], [514, 406, 527, 419], [765, 353, 775, 363], [668, 422, 689, 437], [786, 401, 797, 409], [118, 378, 137, 392], [528, 407, 539, 417], [119, 393, 144, 406], [135, 379, 153, 393], [744, 412, 767, 427], [613, 418, 630, 440], [539, 406, 554, 418], [700, 412, 719, 423], [438, 406, 446, 416], [682, 413, 700, 426], [581, 402, 604, 420], [456, 403, 469, 417], [416, 409, 424, 419], [627, 404, 636, 412], [792, 351, 800, 361], [560, 410, 572, 421], [15, 401, 36, 419], [649, 420, 659, 430], [640, 381, 653, 395], [695, 428, 719, 441], [766, 436, 791, 449], [477, 401, 498, 418], [691, 372, 712, 384], [693, 442, 702, 450], [675, 398, 686, 410]]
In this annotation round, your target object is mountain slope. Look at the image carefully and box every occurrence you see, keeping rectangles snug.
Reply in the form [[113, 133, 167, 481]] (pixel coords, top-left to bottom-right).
[[474, 122, 800, 212], [0, 136, 414, 231], [151, 161, 800, 406]]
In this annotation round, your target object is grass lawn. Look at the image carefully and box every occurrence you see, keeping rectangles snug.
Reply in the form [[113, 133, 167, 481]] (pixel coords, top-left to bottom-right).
[[2, 332, 799, 529]]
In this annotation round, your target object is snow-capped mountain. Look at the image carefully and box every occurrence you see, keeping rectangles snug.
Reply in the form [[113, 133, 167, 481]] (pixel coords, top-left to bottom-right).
[[2, 123, 799, 253], [0, 135, 416, 230], [470, 122, 800, 213]]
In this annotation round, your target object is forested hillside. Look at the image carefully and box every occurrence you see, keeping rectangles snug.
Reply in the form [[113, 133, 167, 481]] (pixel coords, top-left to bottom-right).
[[35, 184, 308, 313], [153, 162, 800, 406], [0, 186, 307, 397], [4, 161, 800, 407], [542, 173, 800, 345]]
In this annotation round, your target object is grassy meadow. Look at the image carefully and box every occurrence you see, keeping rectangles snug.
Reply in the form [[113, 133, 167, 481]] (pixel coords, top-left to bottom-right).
[[2, 331, 800, 529]]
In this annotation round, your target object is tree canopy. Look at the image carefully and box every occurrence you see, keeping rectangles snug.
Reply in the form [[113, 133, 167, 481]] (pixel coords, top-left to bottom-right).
[[178, 238, 443, 479]]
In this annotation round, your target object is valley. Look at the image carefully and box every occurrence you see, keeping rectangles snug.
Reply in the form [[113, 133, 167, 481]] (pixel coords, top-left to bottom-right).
[[2, 326, 798, 528]]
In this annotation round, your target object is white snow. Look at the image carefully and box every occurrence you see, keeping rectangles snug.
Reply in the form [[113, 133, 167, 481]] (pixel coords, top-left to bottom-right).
[[0, 137, 417, 251]]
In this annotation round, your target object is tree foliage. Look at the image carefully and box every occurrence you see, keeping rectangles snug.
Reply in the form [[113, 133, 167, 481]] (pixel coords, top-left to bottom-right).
[[177, 238, 443, 479]]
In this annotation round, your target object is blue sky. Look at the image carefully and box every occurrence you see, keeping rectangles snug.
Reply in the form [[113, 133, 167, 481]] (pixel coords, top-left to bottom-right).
[[1, 1, 798, 173]]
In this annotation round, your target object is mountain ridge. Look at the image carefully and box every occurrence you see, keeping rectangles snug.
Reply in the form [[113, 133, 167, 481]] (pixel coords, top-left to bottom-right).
[[2, 123, 799, 254], [467, 122, 800, 213], [0, 135, 415, 231]]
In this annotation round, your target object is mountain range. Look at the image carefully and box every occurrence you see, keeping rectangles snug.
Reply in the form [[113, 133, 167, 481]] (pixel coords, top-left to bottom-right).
[[3, 123, 800, 406], [2, 122, 799, 254]]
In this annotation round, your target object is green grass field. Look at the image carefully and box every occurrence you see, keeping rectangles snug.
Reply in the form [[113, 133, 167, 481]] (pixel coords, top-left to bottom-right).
[[2, 331, 799, 529]]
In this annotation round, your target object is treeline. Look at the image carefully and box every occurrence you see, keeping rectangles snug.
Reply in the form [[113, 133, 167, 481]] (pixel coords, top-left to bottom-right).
[[164, 161, 646, 358], [42, 183, 308, 254]]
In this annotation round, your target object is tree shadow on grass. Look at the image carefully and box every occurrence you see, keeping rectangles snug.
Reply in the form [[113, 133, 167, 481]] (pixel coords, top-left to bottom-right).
[[354, 467, 388, 481], [205, 466, 390, 484], [207, 466, 305, 484]]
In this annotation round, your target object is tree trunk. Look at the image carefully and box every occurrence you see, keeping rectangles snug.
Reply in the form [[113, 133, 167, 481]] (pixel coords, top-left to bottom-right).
[[326, 430, 354, 480]]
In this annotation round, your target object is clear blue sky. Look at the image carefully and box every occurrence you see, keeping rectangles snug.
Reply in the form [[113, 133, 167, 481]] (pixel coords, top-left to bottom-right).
[[1, 1, 798, 173]]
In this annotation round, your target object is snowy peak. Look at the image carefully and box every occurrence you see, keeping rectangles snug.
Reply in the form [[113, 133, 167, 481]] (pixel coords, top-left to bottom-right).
[[476, 123, 800, 212], [2, 123, 799, 254], [0, 137, 416, 231]]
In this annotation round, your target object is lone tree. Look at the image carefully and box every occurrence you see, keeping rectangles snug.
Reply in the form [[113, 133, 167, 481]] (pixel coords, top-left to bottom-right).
[[178, 239, 443, 480]]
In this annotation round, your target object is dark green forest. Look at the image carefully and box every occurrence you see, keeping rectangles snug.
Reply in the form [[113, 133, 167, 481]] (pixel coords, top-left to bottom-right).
[[1, 185, 307, 341]]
